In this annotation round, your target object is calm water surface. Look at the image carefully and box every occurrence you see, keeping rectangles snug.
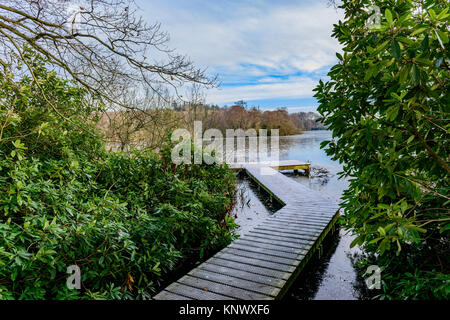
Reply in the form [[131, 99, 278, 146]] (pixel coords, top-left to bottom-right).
[[232, 131, 368, 300]]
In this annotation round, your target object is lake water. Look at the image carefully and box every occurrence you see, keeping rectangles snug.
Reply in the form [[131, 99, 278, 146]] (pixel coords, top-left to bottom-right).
[[231, 131, 369, 300]]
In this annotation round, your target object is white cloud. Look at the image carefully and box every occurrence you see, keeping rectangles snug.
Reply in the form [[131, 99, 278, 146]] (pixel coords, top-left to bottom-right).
[[206, 76, 317, 104], [137, 0, 343, 104], [261, 106, 319, 113], [284, 106, 318, 113], [139, 1, 342, 72]]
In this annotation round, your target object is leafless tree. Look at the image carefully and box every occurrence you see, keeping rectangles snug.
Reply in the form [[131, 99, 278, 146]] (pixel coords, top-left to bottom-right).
[[184, 83, 206, 125], [100, 88, 183, 151], [0, 0, 216, 110], [326, 0, 339, 9]]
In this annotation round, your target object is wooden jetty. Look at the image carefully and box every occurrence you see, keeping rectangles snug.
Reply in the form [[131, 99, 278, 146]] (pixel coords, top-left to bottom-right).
[[153, 161, 340, 300], [229, 159, 310, 176]]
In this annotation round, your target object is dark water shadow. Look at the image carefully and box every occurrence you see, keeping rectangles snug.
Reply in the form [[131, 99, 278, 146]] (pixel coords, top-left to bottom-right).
[[238, 171, 283, 212], [285, 230, 341, 300], [285, 227, 374, 300], [232, 172, 282, 236]]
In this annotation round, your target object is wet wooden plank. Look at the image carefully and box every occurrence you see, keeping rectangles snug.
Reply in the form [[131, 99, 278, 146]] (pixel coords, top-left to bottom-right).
[[275, 210, 335, 218], [268, 216, 330, 227], [238, 235, 312, 251], [269, 219, 331, 229], [249, 229, 318, 243], [222, 247, 299, 266], [261, 221, 324, 233], [287, 202, 339, 208], [159, 282, 234, 300], [215, 251, 296, 273], [247, 230, 316, 244], [276, 210, 336, 218], [208, 257, 292, 280], [179, 275, 273, 300], [242, 235, 312, 251], [229, 241, 305, 260], [198, 262, 286, 288], [271, 217, 332, 226], [232, 238, 308, 255], [188, 268, 281, 298], [283, 206, 339, 214], [255, 225, 320, 237], [276, 211, 337, 220]]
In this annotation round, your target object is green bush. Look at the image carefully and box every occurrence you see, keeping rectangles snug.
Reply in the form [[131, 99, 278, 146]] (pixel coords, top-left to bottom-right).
[[0, 51, 237, 299], [315, 0, 449, 299]]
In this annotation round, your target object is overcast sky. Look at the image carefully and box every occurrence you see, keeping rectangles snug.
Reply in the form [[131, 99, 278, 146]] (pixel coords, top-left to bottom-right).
[[136, 0, 343, 112]]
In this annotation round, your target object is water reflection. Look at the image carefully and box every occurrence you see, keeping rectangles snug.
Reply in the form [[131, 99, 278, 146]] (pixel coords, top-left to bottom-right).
[[231, 173, 282, 236], [286, 228, 371, 300], [278, 131, 349, 203]]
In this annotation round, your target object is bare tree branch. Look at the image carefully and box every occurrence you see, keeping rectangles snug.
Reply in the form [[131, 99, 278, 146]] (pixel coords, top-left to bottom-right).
[[0, 0, 216, 110]]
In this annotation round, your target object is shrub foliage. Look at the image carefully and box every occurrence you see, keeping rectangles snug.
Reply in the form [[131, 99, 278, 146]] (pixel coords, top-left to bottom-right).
[[0, 51, 237, 299], [315, 0, 449, 299]]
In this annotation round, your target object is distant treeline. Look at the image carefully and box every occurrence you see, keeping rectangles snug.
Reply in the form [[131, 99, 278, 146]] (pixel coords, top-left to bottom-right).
[[289, 111, 328, 131], [175, 104, 327, 136], [100, 103, 327, 151]]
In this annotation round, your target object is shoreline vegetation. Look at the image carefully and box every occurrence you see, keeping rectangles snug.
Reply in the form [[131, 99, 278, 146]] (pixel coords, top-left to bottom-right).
[[99, 103, 327, 152], [0, 56, 238, 299], [316, 0, 449, 300]]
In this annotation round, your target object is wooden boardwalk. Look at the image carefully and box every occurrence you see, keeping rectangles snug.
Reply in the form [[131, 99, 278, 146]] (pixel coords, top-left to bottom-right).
[[153, 162, 340, 300], [229, 160, 310, 176]]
